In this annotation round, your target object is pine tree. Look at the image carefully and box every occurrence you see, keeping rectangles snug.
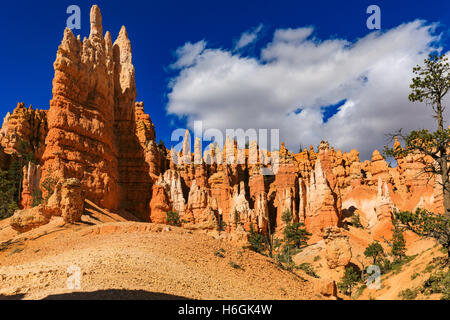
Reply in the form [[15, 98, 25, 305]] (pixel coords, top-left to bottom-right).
[[364, 241, 385, 265], [282, 209, 311, 249], [391, 223, 406, 260], [248, 223, 265, 254], [337, 266, 361, 296], [0, 169, 19, 220], [385, 54, 450, 218], [396, 209, 450, 260]]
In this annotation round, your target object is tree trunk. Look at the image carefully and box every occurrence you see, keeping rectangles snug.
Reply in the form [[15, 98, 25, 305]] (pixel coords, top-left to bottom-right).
[[436, 100, 450, 217], [436, 100, 444, 132], [442, 157, 450, 218]]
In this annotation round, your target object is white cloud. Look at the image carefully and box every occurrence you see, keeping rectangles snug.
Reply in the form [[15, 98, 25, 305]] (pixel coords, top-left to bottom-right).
[[167, 21, 448, 160], [233, 24, 263, 51], [170, 40, 206, 69]]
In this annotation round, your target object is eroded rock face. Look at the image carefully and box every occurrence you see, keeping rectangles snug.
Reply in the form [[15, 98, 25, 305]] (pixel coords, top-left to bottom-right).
[[11, 178, 84, 232], [316, 280, 337, 298], [41, 5, 151, 218], [59, 178, 85, 223], [42, 7, 119, 210], [113, 27, 152, 219], [11, 205, 52, 233], [20, 162, 42, 209], [0, 103, 48, 161], [304, 159, 340, 237], [149, 182, 172, 224], [323, 227, 352, 269]]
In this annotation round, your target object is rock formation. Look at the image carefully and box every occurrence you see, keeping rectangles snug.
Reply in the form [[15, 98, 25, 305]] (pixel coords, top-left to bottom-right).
[[41, 5, 151, 219], [323, 226, 352, 269], [11, 178, 84, 232], [0, 103, 48, 160], [2, 6, 446, 247], [20, 162, 42, 209]]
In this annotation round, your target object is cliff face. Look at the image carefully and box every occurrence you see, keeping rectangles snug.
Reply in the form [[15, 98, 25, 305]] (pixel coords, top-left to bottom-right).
[[42, 6, 119, 211], [152, 133, 443, 241], [41, 5, 151, 219], [0, 103, 48, 161], [3, 5, 445, 241]]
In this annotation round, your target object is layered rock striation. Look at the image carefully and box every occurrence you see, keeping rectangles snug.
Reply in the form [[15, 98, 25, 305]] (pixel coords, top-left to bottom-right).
[[4, 5, 445, 243], [41, 5, 151, 219]]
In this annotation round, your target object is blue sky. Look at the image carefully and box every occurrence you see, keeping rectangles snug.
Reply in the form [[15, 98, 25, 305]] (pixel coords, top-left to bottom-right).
[[1, 0, 450, 159]]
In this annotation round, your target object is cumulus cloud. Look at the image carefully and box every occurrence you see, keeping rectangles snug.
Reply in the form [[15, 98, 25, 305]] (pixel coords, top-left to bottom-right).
[[233, 24, 263, 51], [167, 21, 448, 160], [170, 40, 207, 69]]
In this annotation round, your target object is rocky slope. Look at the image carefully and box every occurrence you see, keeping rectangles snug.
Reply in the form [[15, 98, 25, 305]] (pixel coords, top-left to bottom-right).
[[0, 219, 321, 300]]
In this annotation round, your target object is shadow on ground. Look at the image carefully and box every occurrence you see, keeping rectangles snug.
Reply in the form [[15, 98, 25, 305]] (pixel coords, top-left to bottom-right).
[[1, 290, 189, 300], [44, 289, 190, 300], [0, 294, 26, 300]]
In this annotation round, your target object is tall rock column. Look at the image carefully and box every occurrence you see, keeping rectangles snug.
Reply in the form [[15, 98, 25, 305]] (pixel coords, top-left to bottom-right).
[[113, 26, 151, 219], [42, 6, 119, 210], [42, 5, 151, 218]]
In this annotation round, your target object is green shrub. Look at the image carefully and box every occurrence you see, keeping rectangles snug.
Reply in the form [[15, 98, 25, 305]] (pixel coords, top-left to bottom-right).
[[296, 263, 319, 278], [351, 214, 363, 228], [399, 288, 418, 300], [166, 211, 181, 226], [214, 250, 225, 258], [353, 284, 367, 299], [31, 189, 43, 207], [420, 270, 450, 300], [41, 173, 58, 201]]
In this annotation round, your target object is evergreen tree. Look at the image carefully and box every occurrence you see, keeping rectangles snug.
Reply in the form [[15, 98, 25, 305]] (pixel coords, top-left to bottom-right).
[[0, 170, 19, 220], [391, 223, 407, 260], [282, 209, 311, 249], [385, 54, 450, 217], [248, 223, 265, 254], [396, 209, 450, 260], [337, 266, 361, 296], [364, 241, 385, 265]]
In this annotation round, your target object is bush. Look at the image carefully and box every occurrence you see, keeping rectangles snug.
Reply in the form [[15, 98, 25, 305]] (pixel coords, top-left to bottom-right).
[[351, 214, 363, 228], [31, 189, 43, 207], [420, 270, 450, 300], [234, 210, 239, 226], [166, 211, 181, 226], [214, 249, 225, 258], [399, 288, 418, 300], [296, 263, 319, 278], [395, 209, 450, 259], [41, 173, 58, 201]]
